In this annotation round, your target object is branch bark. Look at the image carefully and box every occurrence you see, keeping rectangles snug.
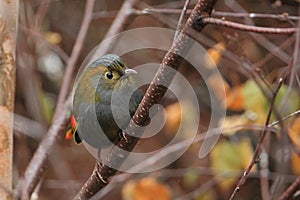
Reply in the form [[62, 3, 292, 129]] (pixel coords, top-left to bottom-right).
[[74, 0, 217, 199], [0, 0, 18, 199], [201, 17, 297, 34]]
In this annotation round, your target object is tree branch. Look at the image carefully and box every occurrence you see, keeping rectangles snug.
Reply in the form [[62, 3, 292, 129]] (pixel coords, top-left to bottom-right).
[[229, 78, 284, 200], [53, 0, 95, 118], [201, 17, 297, 34], [0, 0, 18, 199], [74, 0, 217, 199], [279, 176, 300, 200]]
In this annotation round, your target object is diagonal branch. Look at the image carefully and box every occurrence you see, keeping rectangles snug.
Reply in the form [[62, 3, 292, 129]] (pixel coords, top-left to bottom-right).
[[74, 0, 218, 199], [18, 0, 95, 199], [229, 78, 284, 200], [53, 0, 95, 118], [279, 176, 300, 200]]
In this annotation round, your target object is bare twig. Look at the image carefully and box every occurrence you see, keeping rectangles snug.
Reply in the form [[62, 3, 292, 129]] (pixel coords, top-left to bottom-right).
[[20, 25, 69, 63], [93, 111, 300, 199], [74, 0, 217, 199], [279, 176, 300, 200], [280, 6, 300, 118], [174, 0, 191, 41], [229, 78, 284, 200], [213, 11, 300, 21], [253, 36, 295, 69], [53, 0, 95, 118], [19, 96, 72, 200], [140, 8, 300, 20], [227, 0, 291, 66], [260, 149, 271, 200], [201, 17, 297, 34], [90, 0, 140, 59], [92, 10, 118, 19]]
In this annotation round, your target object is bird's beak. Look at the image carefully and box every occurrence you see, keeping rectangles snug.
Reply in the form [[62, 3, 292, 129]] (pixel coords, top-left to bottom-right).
[[123, 68, 137, 79]]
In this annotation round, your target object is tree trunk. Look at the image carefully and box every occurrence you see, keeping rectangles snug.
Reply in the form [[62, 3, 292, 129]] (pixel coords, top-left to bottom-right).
[[0, 0, 18, 199]]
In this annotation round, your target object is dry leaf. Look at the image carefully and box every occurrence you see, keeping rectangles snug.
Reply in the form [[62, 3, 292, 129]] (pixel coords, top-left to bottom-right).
[[205, 42, 225, 69], [225, 85, 244, 111], [291, 152, 300, 175], [122, 177, 171, 200]]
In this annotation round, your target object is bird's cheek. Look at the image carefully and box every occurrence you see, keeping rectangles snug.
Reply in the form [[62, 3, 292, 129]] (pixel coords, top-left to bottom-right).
[[91, 75, 102, 89]]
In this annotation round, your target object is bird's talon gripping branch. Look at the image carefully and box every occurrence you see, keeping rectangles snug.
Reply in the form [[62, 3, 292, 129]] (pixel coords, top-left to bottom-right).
[[98, 173, 107, 184], [120, 130, 128, 142]]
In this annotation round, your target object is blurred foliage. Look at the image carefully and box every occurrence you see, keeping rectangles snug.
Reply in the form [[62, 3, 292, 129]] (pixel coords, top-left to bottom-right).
[[14, 0, 300, 199], [122, 177, 171, 200]]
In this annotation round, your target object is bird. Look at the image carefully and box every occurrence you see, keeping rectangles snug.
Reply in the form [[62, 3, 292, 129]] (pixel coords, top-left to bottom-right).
[[66, 54, 143, 151]]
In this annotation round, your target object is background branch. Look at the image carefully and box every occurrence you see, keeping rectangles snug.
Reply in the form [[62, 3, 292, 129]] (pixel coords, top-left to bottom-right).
[[19, 0, 95, 198], [201, 17, 297, 34], [0, 0, 18, 199], [12, 0, 300, 199]]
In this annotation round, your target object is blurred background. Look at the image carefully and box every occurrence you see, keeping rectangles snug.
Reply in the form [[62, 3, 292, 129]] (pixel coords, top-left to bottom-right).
[[14, 0, 300, 199]]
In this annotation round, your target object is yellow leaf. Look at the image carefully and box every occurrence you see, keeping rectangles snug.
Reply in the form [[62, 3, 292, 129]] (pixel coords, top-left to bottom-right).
[[44, 31, 62, 45], [122, 177, 171, 200], [211, 139, 254, 191], [206, 42, 225, 68], [242, 80, 267, 125], [183, 169, 199, 188]]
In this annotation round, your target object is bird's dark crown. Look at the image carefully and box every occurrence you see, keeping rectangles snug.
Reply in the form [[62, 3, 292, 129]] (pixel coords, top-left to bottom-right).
[[89, 54, 126, 75]]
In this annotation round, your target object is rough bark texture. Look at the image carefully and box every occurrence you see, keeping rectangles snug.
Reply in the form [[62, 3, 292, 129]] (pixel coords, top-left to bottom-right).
[[0, 0, 18, 199]]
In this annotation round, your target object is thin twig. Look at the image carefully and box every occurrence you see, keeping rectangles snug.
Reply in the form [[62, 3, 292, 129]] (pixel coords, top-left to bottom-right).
[[91, 0, 140, 59], [93, 112, 300, 199], [139, 8, 300, 20], [53, 0, 95, 119], [92, 10, 118, 19], [20, 25, 69, 63], [260, 149, 271, 200], [201, 17, 297, 34], [19, 96, 72, 199], [279, 176, 300, 200], [280, 6, 300, 118], [229, 78, 284, 200], [253, 36, 295, 69], [228, 1, 291, 67], [173, 0, 190, 41]]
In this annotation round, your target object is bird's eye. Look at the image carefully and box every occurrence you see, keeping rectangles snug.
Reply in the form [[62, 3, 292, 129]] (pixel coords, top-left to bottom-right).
[[105, 72, 113, 79]]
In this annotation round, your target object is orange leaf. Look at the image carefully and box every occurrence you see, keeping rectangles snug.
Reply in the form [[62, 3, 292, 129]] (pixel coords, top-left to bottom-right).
[[225, 85, 244, 111], [291, 152, 300, 175], [165, 102, 181, 135], [288, 117, 300, 148], [122, 177, 171, 200], [206, 42, 225, 68]]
